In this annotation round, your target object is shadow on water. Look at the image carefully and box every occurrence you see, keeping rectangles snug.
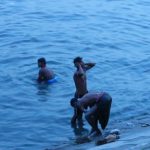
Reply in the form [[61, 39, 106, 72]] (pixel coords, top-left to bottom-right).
[[71, 125, 91, 145], [71, 123, 89, 137], [44, 123, 90, 150], [35, 81, 52, 102]]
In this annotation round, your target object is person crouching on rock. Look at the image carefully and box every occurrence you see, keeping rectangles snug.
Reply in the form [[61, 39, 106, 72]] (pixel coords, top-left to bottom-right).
[[70, 91, 112, 137]]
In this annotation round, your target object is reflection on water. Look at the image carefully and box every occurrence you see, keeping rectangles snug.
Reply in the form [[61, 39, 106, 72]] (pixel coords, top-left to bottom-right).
[[36, 83, 50, 95], [71, 123, 89, 137]]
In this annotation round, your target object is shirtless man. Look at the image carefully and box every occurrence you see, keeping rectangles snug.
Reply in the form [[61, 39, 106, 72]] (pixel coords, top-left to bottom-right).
[[71, 57, 95, 125], [37, 57, 55, 83], [71, 92, 112, 136]]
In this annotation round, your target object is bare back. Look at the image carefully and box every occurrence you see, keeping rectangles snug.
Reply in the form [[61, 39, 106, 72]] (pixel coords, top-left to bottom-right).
[[78, 92, 103, 108], [38, 67, 54, 81]]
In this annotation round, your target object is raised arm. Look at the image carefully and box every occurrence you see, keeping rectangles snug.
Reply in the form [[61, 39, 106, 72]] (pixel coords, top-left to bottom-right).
[[84, 62, 96, 70]]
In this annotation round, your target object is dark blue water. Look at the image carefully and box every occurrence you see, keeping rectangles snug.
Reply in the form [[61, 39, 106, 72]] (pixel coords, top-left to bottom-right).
[[0, 0, 150, 150]]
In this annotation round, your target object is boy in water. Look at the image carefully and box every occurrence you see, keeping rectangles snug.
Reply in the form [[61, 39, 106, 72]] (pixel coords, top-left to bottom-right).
[[37, 57, 55, 83], [71, 92, 112, 137], [71, 57, 95, 126]]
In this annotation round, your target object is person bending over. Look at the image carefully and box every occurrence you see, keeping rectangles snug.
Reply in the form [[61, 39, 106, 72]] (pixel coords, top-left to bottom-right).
[[71, 92, 112, 136]]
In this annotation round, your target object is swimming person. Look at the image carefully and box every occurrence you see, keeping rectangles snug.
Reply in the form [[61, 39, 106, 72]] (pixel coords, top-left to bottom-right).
[[71, 92, 112, 137], [71, 57, 95, 126], [37, 57, 55, 83]]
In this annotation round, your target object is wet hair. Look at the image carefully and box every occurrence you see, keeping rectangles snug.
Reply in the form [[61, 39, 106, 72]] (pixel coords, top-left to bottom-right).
[[73, 57, 82, 64], [38, 57, 46, 65], [70, 98, 78, 107]]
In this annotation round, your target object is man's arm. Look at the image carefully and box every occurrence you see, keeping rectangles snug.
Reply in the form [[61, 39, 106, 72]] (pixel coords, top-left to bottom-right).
[[76, 63, 85, 77], [77, 104, 85, 113], [84, 63, 96, 70], [37, 70, 45, 82]]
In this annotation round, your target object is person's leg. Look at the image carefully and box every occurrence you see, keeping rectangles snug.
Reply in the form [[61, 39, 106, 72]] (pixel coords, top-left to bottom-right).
[[85, 105, 101, 135], [71, 108, 78, 125], [70, 98, 78, 126], [76, 108, 83, 126], [76, 94, 84, 126], [98, 93, 112, 130], [70, 98, 83, 126], [74, 92, 88, 126]]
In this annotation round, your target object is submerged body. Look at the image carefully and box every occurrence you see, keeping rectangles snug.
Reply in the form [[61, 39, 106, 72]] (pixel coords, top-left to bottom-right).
[[38, 67, 55, 82], [37, 57, 55, 83]]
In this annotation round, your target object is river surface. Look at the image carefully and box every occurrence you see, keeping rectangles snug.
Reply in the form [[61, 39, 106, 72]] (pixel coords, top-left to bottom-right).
[[0, 0, 150, 150]]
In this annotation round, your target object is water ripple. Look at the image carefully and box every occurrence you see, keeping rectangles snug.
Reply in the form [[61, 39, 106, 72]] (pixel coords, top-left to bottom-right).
[[0, 0, 150, 150]]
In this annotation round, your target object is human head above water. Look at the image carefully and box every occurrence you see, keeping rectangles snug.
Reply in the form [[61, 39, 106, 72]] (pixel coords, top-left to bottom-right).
[[73, 56, 83, 64], [38, 57, 46, 67], [70, 98, 78, 107], [73, 57, 84, 68]]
